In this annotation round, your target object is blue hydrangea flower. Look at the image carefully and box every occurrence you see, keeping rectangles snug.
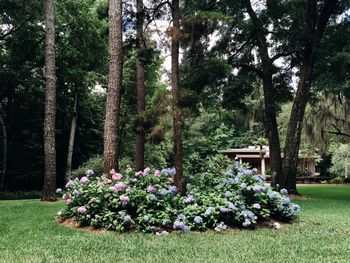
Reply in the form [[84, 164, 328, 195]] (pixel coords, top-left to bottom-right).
[[194, 216, 203, 223], [282, 197, 290, 204], [182, 225, 191, 233], [293, 204, 301, 214], [149, 194, 157, 201], [220, 207, 229, 213], [158, 189, 168, 195], [225, 170, 233, 176], [186, 183, 192, 190], [173, 220, 184, 230], [215, 221, 228, 231], [143, 215, 149, 222], [168, 186, 177, 194], [177, 214, 186, 220], [225, 191, 232, 197], [118, 211, 126, 217], [268, 191, 276, 200], [227, 202, 235, 209], [184, 195, 193, 204], [242, 219, 251, 227], [280, 188, 288, 195], [123, 215, 131, 223], [204, 207, 214, 215], [240, 183, 247, 188], [72, 189, 79, 196]]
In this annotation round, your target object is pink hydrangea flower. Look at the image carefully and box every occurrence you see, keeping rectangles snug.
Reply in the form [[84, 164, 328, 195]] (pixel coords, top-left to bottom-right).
[[119, 195, 130, 206], [80, 176, 89, 185], [143, 167, 151, 175], [154, 170, 161, 177], [109, 169, 117, 175], [135, 171, 143, 177], [66, 198, 72, 205], [112, 173, 123, 181], [77, 207, 87, 214], [125, 187, 131, 193], [253, 203, 261, 209], [147, 184, 154, 193]]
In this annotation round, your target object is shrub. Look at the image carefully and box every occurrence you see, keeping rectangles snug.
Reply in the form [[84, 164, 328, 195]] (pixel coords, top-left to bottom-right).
[[330, 176, 344, 184], [57, 159, 300, 234], [70, 156, 103, 179], [0, 191, 41, 200]]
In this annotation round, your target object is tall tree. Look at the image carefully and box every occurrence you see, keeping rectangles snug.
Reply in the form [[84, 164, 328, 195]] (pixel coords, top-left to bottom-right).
[[42, 0, 57, 201], [171, 0, 185, 194], [103, 0, 123, 173], [245, 0, 282, 185], [65, 90, 78, 179], [135, 0, 146, 171], [281, 0, 338, 193]]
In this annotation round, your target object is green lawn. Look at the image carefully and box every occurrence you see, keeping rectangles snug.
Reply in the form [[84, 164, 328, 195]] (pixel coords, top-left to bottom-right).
[[0, 185, 349, 263]]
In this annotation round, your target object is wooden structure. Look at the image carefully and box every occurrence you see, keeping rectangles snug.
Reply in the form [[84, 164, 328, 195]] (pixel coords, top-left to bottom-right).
[[219, 146, 317, 175]]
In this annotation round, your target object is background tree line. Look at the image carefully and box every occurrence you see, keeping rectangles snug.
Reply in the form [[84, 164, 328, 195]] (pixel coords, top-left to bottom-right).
[[0, 0, 349, 199]]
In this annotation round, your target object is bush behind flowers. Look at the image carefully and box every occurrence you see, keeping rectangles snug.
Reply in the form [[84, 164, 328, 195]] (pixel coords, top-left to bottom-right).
[[57, 157, 300, 234]]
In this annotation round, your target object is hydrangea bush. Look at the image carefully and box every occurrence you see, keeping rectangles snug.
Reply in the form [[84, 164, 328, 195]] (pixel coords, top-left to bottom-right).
[[57, 157, 300, 234]]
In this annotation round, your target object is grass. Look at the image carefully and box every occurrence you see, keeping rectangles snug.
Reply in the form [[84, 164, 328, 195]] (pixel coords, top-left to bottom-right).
[[0, 185, 349, 263]]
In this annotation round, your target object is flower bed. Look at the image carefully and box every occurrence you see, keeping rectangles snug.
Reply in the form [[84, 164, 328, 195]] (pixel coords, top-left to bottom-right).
[[57, 159, 300, 235]]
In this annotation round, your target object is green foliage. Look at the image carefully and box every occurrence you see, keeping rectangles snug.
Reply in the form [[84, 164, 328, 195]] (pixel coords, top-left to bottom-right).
[[329, 144, 350, 177], [70, 156, 103, 179], [0, 191, 41, 200], [329, 176, 344, 184]]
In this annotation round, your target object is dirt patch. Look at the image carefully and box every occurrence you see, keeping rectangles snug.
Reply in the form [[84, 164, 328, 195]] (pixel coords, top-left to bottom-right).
[[58, 218, 107, 234]]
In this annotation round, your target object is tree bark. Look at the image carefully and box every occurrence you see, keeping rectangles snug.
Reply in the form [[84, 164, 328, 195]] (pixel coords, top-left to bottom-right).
[[42, 0, 57, 201], [135, 0, 146, 172], [103, 0, 123, 173], [281, 0, 337, 193], [171, 0, 185, 194], [0, 108, 7, 191], [246, 0, 282, 184], [65, 91, 78, 179]]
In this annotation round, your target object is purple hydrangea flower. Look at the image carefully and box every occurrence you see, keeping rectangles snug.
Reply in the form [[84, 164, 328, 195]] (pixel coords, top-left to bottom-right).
[[119, 195, 130, 206], [72, 189, 79, 196], [147, 184, 154, 193], [65, 180, 74, 188], [80, 176, 89, 185]]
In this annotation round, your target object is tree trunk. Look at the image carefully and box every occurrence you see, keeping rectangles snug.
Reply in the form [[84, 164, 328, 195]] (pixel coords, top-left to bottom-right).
[[65, 91, 78, 179], [262, 75, 282, 187], [103, 0, 123, 173], [246, 0, 282, 184], [171, 0, 185, 194], [281, 63, 313, 193], [281, 0, 337, 194], [42, 0, 57, 201], [0, 108, 7, 191], [135, 0, 146, 172]]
